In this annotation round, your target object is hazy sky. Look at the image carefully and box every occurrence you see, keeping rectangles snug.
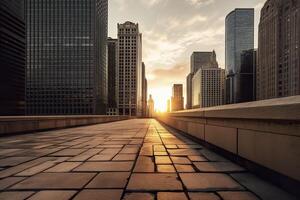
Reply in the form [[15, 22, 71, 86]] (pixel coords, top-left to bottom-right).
[[108, 0, 265, 110]]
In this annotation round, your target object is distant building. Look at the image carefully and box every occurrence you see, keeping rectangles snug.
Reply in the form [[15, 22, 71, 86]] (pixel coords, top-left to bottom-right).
[[147, 95, 154, 118], [107, 38, 119, 115], [142, 62, 148, 117], [167, 99, 171, 113], [186, 51, 218, 109], [0, 0, 25, 115], [257, 0, 300, 100], [26, 0, 108, 115], [171, 84, 184, 111], [225, 8, 254, 104], [118, 22, 143, 116], [192, 68, 225, 108]]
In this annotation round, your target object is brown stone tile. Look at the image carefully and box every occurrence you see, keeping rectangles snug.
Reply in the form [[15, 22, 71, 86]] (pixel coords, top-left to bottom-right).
[[188, 192, 220, 200], [154, 151, 168, 156], [0, 191, 34, 200], [218, 191, 260, 200], [155, 156, 172, 164], [134, 156, 155, 172], [127, 173, 183, 191], [0, 157, 35, 167], [113, 154, 137, 161], [168, 149, 201, 156], [45, 162, 82, 172], [180, 173, 244, 191], [0, 177, 25, 190], [73, 189, 123, 200], [157, 192, 188, 200], [157, 165, 176, 173], [154, 145, 166, 152], [27, 190, 77, 200], [74, 162, 134, 172], [171, 157, 191, 164], [188, 156, 207, 162], [88, 154, 115, 161], [16, 161, 55, 176], [68, 149, 103, 161], [175, 164, 195, 172], [165, 145, 177, 149], [86, 172, 130, 188], [11, 173, 95, 189], [194, 162, 245, 172], [123, 193, 154, 200], [177, 145, 202, 149], [120, 147, 139, 154], [51, 149, 86, 157]]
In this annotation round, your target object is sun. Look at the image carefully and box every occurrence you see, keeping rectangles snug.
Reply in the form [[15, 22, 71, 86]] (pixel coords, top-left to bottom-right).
[[149, 87, 171, 113]]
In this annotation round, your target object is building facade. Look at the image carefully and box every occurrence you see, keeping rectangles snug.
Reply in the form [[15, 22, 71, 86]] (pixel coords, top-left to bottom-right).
[[171, 84, 184, 111], [147, 95, 154, 118], [26, 0, 108, 115], [257, 0, 300, 100], [0, 0, 25, 115], [225, 8, 254, 104], [118, 21, 143, 116], [142, 62, 148, 117], [107, 38, 119, 115], [192, 68, 225, 108], [186, 51, 218, 109]]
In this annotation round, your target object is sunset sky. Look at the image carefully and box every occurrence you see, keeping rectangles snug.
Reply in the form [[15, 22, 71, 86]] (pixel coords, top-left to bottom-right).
[[108, 0, 265, 111]]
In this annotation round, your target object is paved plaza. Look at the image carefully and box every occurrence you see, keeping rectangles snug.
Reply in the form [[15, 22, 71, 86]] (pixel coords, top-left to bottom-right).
[[0, 119, 296, 200]]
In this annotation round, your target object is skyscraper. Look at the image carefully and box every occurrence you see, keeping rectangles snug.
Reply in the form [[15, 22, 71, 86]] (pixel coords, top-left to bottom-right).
[[257, 0, 300, 100], [26, 0, 108, 115], [118, 22, 143, 116], [142, 62, 148, 117], [107, 38, 119, 115], [186, 51, 218, 109], [171, 84, 184, 111], [147, 95, 154, 118], [192, 68, 225, 108], [0, 0, 25, 115], [225, 8, 254, 104]]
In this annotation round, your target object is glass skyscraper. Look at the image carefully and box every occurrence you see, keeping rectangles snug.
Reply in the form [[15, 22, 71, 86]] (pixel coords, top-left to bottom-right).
[[26, 0, 108, 115], [225, 8, 254, 104], [0, 0, 25, 115]]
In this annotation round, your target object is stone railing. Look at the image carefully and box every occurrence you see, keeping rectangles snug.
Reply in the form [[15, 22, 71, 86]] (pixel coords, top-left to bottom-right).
[[0, 115, 130, 136], [157, 96, 300, 191]]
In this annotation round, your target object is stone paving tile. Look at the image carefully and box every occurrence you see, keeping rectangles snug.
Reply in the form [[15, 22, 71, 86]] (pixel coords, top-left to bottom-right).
[[133, 156, 155, 172], [16, 161, 56, 176], [157, 192, 188, 200], [127, 173, 183, 191], [123, 193, 154, 200], [88, 154, 116, 161], [157, 165, 176, 173], [171, 156, 191, 164], [180, 173, 244, 191], [11, 172, 95, 189], [167, 149, 201, 156], [0, 191, 34, 200], [188, 155, 208, 162], [175, 164, 195, 172], [45, 162, 82, 172], [188, 192, 220, 200], [0, 157, 36, 167], [74, 161, 134, 172], [86, 172, 130, 188], [194, 162, 245, 172], [27, 190, 77, 200], [113, 154, 137, 161], [155, 156, 172, 164], [73, 189, 123, 200], [218, 191, 260, 200], [51, 149, 87, 157], [0, 177, 25, 190]]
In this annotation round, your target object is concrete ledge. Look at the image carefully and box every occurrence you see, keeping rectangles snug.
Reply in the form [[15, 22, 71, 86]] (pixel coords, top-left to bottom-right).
[[0, 115, 130, 136], [157, 96, 300, 184]]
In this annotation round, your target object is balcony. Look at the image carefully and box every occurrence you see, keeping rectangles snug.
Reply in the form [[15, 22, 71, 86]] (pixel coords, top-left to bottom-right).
[[0, 97, 299, 199]]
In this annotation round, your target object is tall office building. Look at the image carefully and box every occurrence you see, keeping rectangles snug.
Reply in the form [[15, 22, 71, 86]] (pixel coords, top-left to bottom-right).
[[118, 22, 143, 116], [186, 51, 218, 109], [192, 68, 225, 108], [257, 0, 300, 100], [107, 38, 119, 115], [142, 62, 148, 117], [0, 0, 25, 115], [26, 0, 108, 115], [147, 95, 154, 118], [167, 99, 171, 113], [225, 8, 254, 104], [171, 84, 184, 111]]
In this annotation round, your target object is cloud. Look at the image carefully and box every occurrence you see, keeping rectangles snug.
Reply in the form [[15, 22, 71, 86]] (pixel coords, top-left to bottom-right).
[[140, 0, 166, 7], [185, 15, 207, 26], [186, 0, 214, 7]]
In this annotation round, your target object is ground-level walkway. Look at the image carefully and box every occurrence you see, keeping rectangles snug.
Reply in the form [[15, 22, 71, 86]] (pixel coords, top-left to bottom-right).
[[0, 119, 296, 200]]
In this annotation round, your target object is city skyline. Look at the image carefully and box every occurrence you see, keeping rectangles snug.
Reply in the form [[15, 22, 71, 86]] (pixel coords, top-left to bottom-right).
[[109, 0, 265, 111]]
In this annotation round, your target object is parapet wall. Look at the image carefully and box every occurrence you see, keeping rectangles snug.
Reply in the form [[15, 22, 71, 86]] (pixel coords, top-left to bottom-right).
[[0, 115, 130, 136], [157, 96, 300, 184]]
